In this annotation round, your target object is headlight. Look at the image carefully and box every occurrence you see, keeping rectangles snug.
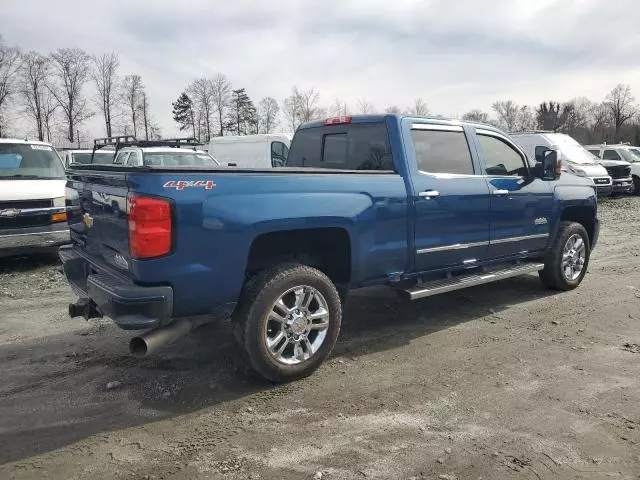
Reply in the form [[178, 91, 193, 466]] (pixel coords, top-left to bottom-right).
[[53, 196, 66, 207], [572, 168, 587, 177]]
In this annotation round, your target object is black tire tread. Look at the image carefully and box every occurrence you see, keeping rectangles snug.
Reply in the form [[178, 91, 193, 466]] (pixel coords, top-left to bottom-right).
[[232, 263, 341, 382], [539, 221, 590, 291]]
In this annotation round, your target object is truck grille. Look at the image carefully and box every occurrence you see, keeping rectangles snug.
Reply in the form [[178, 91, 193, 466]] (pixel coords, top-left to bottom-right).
[[593, 178, 611, 185], [0, 199, 54, 230], [604, 165, 631, 179]]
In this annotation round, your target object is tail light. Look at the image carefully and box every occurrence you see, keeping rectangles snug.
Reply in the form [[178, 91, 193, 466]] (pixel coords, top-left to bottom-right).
[[324, 116, 352, 126], [128, 194, 172, 259]]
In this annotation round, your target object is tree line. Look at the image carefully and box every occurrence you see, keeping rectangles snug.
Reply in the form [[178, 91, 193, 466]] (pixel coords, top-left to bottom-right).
[[1, 36, 639, 146]]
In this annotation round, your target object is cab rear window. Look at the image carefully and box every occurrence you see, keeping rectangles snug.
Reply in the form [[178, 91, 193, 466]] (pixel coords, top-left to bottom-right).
[[287, 122, 394, 171]]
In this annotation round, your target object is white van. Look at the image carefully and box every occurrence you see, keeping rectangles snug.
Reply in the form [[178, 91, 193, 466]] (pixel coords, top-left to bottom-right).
[[510, 131, 612, 197], [0, 139, 69, 257], [207, 134, 290, 168]]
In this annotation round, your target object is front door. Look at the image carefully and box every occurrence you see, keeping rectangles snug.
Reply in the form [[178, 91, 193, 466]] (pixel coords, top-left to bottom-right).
[[410, 124, 492, 272], [474, 129, 554, 258]]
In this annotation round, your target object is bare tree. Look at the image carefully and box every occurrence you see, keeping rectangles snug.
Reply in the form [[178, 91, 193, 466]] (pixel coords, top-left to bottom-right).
[[49, 48, 92, 143], [295, 87, 323, 122], [329, 98, 349, 117], [122, 74, 144, 137], [385, 105, 403, 114], [19, 51, 50, 141], [492, 100, 520, 131], [42, 87, 58, 143], [91, 52, 119, 137], [211, 73, 231, 136], [410, 98, 429, 116], [516, 105, 536, 131], [282, 94, 301, 133], [258, 97, 279, 133], [461, 109, 490, 124], [356, 98, 374, 114], [605, 84, 636, 142], [187, 78, 215, 141], [0, 37, 21, 137]]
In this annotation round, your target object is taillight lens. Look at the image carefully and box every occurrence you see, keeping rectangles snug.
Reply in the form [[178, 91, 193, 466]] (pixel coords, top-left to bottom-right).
[[128, 194, 172, 259]]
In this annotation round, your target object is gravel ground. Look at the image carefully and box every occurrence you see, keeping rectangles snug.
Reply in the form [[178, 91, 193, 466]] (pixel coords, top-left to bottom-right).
[[1, 197, 640, 480]]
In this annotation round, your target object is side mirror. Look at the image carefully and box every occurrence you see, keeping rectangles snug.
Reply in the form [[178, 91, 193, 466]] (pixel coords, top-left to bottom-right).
[[539, 150, 561, 180], [534, 145, 547, 162]]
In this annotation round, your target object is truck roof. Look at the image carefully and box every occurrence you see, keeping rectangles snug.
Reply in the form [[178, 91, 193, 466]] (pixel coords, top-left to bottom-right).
[[208, 134, 291, 144], [121, 146, 209, 154], [0, 138, 53, 146], [298, 114, 505, 135]]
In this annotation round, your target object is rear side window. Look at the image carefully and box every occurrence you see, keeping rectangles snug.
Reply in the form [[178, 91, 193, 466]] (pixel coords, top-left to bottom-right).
[[411, 128, 474, 175], [114, 151, 129, 165], [603, 149, 621, 160], [287, 122, 394, 171], [587, 149, 600, 157]]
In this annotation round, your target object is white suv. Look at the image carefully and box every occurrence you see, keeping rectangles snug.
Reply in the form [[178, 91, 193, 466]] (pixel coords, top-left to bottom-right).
[[585, 144, 639, 195]]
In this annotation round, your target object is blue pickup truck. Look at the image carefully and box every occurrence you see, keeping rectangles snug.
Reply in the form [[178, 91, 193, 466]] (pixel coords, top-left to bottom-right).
[[60, 115, 599, 382]]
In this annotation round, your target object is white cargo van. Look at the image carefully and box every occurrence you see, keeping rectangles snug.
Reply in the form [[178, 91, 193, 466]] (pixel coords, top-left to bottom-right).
[[207, 134, 290, 168], [0, 139, 69, 257], [510, 131, 612, 197]]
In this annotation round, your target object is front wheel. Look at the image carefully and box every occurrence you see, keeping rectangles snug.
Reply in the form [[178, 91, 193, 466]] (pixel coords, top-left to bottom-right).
[[233, 263, 342, 382], [539, 221, 590, 291]]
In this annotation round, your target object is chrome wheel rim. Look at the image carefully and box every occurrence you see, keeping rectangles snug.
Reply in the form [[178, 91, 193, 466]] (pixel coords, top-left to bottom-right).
[[264, 286, 330, 365], [561, 233, 586, 281]]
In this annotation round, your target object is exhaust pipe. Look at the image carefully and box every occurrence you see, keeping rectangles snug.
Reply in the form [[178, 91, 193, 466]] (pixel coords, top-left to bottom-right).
[[129, 318, 194, 357]]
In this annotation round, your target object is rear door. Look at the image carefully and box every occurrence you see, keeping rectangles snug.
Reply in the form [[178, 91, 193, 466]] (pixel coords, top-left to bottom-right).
[[474, 128, 553, 258], [409, 123, 492, 271]]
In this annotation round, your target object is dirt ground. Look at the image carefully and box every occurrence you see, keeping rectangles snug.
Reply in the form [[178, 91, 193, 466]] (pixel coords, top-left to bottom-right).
[[1, 197, 639, 480]]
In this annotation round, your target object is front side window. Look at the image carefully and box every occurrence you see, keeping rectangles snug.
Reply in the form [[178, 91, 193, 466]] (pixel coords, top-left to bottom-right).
[[0, 143, 65, 179], [619, 149, 640, 162], [411, 128, 474, 175], [478, 134, 528, 176], [603, 149, 621, 160], [587, 149, 601, 157], [271, 141, 287, 167]]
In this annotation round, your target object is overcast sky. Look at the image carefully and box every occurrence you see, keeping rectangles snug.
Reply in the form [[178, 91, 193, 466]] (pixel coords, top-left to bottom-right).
[[2, 0, 640, 137]]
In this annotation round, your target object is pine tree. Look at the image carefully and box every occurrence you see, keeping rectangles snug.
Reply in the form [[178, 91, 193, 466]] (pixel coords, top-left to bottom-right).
[[172, 92, 196, 138], [228, 88, 258, 135]]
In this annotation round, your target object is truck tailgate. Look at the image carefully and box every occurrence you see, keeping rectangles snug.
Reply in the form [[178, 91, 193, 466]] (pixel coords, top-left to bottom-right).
[[67, 171, 131, 271]]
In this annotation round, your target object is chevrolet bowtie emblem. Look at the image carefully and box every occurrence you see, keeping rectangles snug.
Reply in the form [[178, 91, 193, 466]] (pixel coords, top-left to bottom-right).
[[83, 212, 94, 228], [0, 208, 20, 218]]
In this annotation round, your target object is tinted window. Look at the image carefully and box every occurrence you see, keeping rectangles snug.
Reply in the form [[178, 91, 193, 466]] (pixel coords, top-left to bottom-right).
[[0, 143, 65, 179], [114, 151, 129, 165], [587, 149, 600, 157], [322, 134, 348, 165], [411, 129, 473, 175], [287, 122, 393, 170], [72, 152, 114, 164], [126, 152, 139, 166], [478, 134, 528, 176], [271, 141, 287, 167], [142, 152, 218, 166], [603, 149, 621, 160]]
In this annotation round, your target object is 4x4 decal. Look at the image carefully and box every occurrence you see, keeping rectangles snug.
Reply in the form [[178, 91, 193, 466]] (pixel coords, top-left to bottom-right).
[[163, 180, 216, 191]]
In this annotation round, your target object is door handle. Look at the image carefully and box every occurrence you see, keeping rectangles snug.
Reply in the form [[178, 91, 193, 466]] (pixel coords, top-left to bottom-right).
[[419, 190, 440, 199], [492, 189, 509, 196]]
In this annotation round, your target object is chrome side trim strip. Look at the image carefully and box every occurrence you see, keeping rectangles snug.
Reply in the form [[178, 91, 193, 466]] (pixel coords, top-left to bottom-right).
[[416, 233, 549, 254], [491, 233, 549, 244], [411, 124, 464, 132], [417, 240, 489, 254]]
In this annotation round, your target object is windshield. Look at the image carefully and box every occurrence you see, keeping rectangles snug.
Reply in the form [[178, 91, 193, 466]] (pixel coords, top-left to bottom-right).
[[0, 143, 65, 179], [142, 151, 219, 167], [555, 141, 599, 165], [620, 149, 640, 162], [72, 151, 114, 164]]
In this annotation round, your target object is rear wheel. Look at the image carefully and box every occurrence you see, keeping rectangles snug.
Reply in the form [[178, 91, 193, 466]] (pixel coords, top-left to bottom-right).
[[539, 221, 590, 291], [633, 175, 640, 195], [232, 263, 342, 382]]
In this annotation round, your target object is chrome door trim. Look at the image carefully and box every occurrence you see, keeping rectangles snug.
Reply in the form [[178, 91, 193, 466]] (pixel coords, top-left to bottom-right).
[[416, 233, 549, 254]]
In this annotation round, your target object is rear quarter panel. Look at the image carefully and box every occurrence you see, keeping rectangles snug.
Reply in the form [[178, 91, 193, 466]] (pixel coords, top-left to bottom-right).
[[130, 171, 409, 317]]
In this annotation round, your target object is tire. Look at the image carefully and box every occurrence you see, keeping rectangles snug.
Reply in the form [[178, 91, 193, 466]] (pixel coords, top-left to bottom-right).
[[232, 263, 342, 382], [633, 176, 640, 196], [539, 221, 590, 291]]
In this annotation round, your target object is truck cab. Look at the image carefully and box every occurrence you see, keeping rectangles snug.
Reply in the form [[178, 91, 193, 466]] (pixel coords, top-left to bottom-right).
[[585, 143, 639, 195]]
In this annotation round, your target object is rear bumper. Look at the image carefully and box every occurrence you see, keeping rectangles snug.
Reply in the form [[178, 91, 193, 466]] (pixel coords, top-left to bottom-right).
[[0, 223, 70, 257], [59, 245, 173, 330]]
